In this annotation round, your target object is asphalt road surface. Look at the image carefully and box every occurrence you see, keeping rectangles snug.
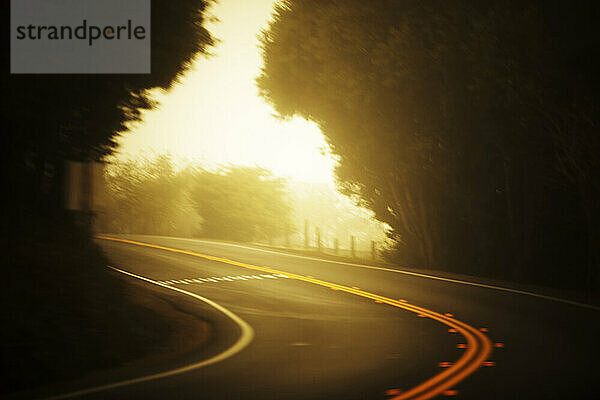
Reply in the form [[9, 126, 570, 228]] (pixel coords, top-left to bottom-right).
[[42, 235, 600, 399]]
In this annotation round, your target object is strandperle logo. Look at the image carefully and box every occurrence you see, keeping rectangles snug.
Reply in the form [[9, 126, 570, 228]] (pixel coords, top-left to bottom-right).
[[15, 19, 147, 46], [11, 0, 150, 74]]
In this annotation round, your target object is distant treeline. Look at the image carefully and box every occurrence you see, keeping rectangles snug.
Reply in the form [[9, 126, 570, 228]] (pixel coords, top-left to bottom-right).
[[100, 158, 293, 243], [258, 0, 600, 295], [100, 157, 387, 249]]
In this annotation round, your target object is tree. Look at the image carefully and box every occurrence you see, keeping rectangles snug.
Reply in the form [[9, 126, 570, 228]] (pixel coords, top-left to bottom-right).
[[258, 0, 600, 294], [258, 0, 465, 268], [102, 156, 200, 236], [190, 167, 292, 243], [3, 0, 215, 236]]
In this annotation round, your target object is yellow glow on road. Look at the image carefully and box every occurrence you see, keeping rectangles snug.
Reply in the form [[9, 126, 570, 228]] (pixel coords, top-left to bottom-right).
[[113, 0, 336, 184]]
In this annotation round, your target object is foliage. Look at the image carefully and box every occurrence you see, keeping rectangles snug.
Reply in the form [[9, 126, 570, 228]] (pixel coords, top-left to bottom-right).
[[258, 0, 600, 293], [101, 156, 200, 236], [102, 157, 383, 248], [3, 0, 215, 229], [190, 166, 293, 242]]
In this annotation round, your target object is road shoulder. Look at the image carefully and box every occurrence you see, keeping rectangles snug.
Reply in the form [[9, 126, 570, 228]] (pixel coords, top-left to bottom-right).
[[4, 254, 212, 399]]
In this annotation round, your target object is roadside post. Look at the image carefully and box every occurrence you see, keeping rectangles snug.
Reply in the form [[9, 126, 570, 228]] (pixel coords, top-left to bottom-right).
[[316, 227, 321, 252], [304, 219, 309, 248], [371, 240, 376, 260]]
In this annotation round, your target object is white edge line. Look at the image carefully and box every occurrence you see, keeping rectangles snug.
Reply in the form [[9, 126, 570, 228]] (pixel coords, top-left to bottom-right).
[[141, 235, 600, 312], [41, 266, 254, 400]]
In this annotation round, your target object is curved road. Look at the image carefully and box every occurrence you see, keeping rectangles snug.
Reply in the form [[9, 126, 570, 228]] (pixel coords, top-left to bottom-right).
[[48, 235, 600, 399]]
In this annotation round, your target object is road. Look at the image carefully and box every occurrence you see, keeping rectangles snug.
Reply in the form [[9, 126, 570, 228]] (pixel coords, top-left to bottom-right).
[[49, 235, 600, 399]]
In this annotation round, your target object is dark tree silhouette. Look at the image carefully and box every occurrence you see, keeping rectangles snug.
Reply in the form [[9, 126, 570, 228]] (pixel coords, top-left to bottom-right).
[[258, 0, 600, 296], [3, 3, 213, 388], [3, 0, 215, 235]]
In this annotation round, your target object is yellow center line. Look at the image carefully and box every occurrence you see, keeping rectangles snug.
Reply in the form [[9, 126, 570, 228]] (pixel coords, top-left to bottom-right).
[[97, 235, 493, 399]]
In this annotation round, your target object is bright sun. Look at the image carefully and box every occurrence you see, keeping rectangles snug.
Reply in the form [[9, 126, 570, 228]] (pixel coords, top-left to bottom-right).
[[113, 0, 336, 184]]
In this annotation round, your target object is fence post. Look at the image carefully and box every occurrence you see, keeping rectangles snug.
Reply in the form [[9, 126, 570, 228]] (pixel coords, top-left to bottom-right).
[[304, 219, 309, 248], [350, 235, 355, 258], [316, 227, 321, 252], [371, 240, 376, 260], [334, 238, 339, 254]]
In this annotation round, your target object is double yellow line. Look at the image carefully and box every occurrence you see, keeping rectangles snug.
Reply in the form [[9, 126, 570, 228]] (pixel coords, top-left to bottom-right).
[[97, 236, 492, 399]]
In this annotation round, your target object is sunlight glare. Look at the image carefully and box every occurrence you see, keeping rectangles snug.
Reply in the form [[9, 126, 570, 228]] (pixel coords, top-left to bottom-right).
[[113, 0, 336, 184]]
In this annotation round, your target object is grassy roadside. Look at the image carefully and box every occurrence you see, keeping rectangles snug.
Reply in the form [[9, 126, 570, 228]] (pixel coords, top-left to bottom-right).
[[2, 226, 210, 396]]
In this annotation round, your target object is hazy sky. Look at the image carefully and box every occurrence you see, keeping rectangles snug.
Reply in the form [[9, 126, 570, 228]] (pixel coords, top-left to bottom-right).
[[114, 0, 336, 184]]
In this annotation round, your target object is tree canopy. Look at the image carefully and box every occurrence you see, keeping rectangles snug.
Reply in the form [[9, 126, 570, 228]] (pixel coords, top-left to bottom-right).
[[4, 0, 215, 231], [190, 166, 292, 243], [258, 0, 600, 293], [101, 156, 200, 236]]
